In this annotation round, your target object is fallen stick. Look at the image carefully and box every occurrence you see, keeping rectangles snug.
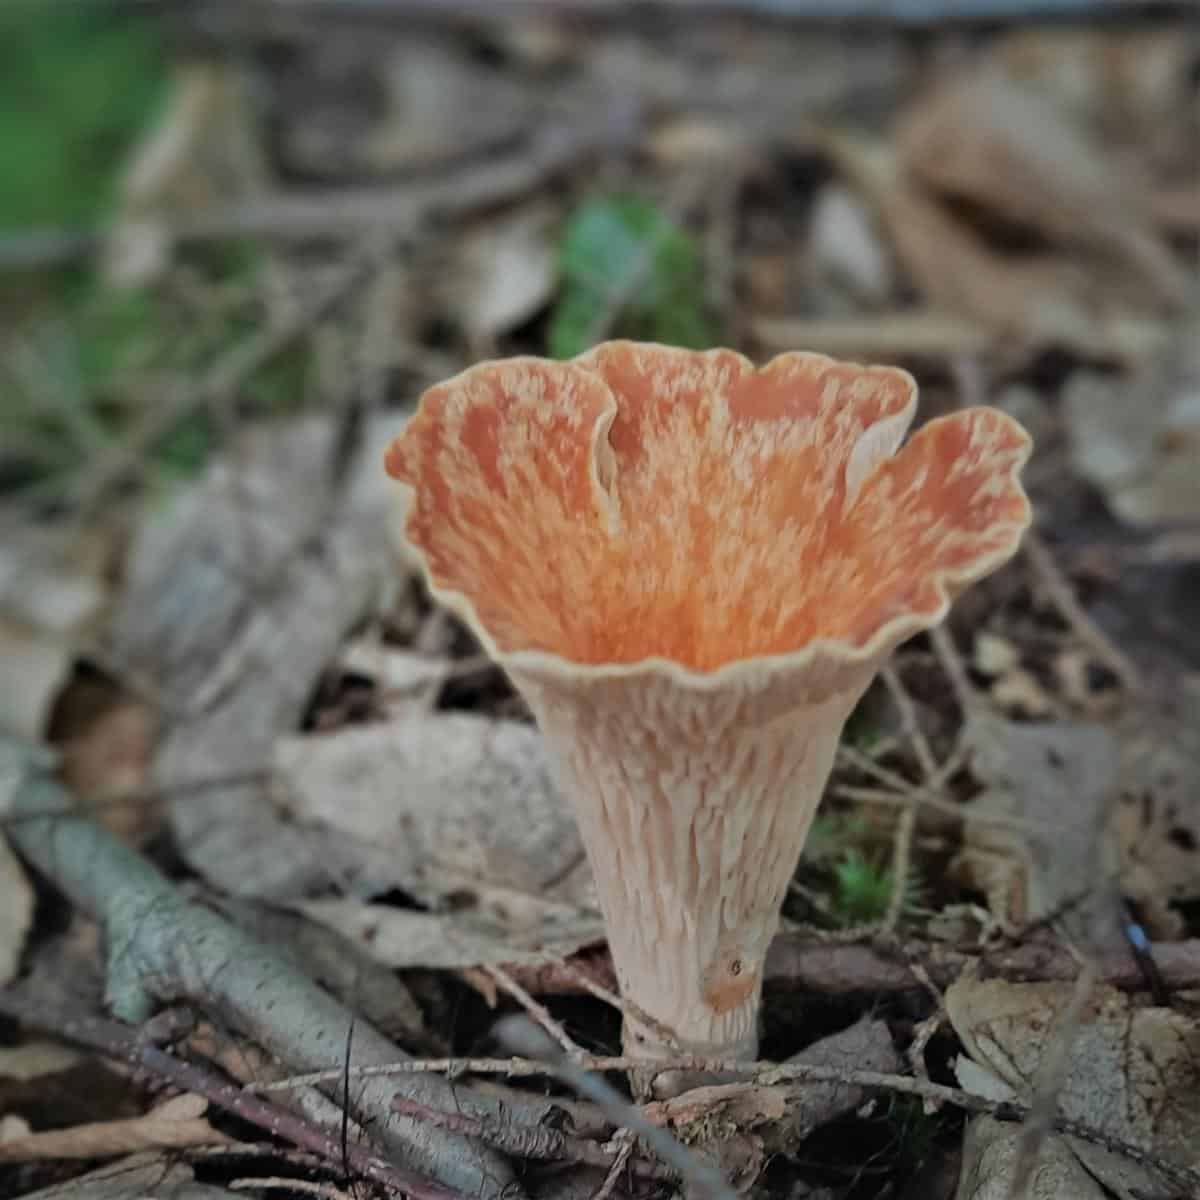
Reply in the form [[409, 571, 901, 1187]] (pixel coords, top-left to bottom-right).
[[0, 736, 519, 1198], [0, 991, 462, 1200], [468, 933, 1200, 1000]]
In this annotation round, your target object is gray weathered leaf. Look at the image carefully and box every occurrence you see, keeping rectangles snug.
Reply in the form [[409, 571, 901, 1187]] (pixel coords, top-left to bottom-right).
[[295, 896, 603, 970], [273, 712, 592, 910], [949, 978, 1200, 1200], [951, 712, 1124, 949], [104, 415, 408, 899]]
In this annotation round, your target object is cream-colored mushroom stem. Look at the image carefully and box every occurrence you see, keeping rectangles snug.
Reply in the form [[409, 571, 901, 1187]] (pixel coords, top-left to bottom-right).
[[511, 660, 878, 1092]]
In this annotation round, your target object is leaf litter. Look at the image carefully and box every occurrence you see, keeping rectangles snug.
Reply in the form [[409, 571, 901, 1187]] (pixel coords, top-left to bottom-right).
[[949, 977, 1200, 1199], [3, 9, 1200, 1200]]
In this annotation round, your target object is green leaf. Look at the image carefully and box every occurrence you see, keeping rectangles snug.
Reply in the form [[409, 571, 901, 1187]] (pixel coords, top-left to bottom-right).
[[547, 195, 717, 358]]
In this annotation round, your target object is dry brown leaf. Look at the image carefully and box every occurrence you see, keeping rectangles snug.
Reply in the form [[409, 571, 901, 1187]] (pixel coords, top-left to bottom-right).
[[0, 524, 110, 740], [0, 1092, 231, 1162], [1065, 315, 1200, 525], [948, 977, 1200, 1199], [971, 634, 1050, 717], [956, 1114, 1105, 1200], [444, 206, 557, 346], [295, 895, 603, 970], [273, 713, 591, 910], [987, 669, 1052, 719], [972, 633, 1020, 678], [335, 639, 449, 713], [643, 1083, 788, 1130], [272, 708, 605, 969], [807, 183, 894, 307], [17, 1152, 236, 1199], [1053, 648, 1123, 717], [822, 129, 1171, 363], [0, 1115, 31, 1142], [105, 415, 410, 900], [951, 712, 1123, 947], [0, 619, 74, 742], [56, 696, 157, 843], [282, 36, 530, 180], [0, 836, 33, 987], [995, 29, 1199, 178], [0, 1042, 83, 1082], [751, 310, 990, 360], [897, 67, 1189, 309], [646, 117, 743, 168], [1114, 702, 1200, 939]]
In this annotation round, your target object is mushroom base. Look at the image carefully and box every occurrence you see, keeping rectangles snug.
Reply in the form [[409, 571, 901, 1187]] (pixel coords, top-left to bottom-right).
[[622, 1017, 759, 1099]]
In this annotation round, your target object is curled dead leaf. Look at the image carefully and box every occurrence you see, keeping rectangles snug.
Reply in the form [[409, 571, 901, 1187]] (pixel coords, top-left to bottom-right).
[[948, 977, 1200, 1199]]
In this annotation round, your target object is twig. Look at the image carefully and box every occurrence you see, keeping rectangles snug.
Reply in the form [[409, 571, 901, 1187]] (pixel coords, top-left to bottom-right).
[[230, 1181, 356, 1200], [552, 961, 682, 1054], [391, 1096, 669, 1179], [832, 784, 1050, 835], [0, 112, 634, 272], [0, 1107, 232, 1163], [880, 665, 938, 780], [905, 962, 947, 1098], [230, 1045, 1063, 1099], [751, 311, 991, 358], [0, 992, 463, 1200], [1022, 531, 1142, 693], [929, 625, 978, 713], [451, 935, 1200, 1007], [496, 1023, 737, 1200], [245, 1049, 1199, 1195], [593, 1133, 634, 1200], [481, 963, 585, 1059], [1007, 956, 1100, 1200], [879, 664, 936, 932], [0, 736, 519, 1198], [68, 233, 399, 528]]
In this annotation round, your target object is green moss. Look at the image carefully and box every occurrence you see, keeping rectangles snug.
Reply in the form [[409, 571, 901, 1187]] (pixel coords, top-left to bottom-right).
[[830, 847, 923, 926]]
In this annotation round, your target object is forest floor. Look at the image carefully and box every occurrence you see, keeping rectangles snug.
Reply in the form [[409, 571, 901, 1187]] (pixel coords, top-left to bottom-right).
[[1, 4, 1199, 1199]]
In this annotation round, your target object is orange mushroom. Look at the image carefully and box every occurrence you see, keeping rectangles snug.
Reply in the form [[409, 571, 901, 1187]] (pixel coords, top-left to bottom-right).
[[385, 341, 1031, 1092]]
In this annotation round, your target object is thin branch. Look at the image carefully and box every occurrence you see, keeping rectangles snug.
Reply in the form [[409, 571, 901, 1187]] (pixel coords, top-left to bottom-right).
[[929, 624, 978, 713], [1023, 530, 1141, 693], [0, 736, 519, 1198], [0, 991, 464, 1200], [480, 963, 586, 1059], [246, 1050, 1199, 1195], [391, 1096, 669, 1179], [879, 664, 936, 932], [1008, 956, 1099, 1200], [496, 1024, 737, 1200]]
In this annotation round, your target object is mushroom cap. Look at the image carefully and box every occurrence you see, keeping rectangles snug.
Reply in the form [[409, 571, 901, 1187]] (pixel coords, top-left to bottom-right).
[[385, 341, 1031, 685]]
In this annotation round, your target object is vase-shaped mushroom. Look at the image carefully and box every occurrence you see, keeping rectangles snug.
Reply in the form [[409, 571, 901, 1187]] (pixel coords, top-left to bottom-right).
[[386, 342, 1031, 1094]]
